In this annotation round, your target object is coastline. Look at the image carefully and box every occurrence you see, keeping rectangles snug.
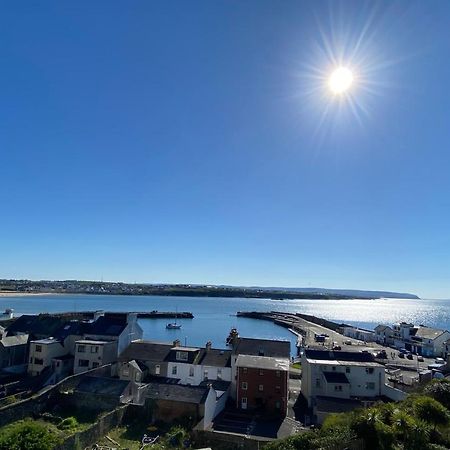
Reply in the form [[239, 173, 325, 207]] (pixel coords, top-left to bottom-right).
[[0, 291, 59, 297]]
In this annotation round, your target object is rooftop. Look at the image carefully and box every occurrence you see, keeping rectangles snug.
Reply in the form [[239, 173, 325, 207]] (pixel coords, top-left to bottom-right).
[[1, 334, 29, 347], [145, 382, 211, 404], [76, 339, 114, 345], [414, 326, 447, 340], [233, 337, 290, 358], [118, 340, 172, 362], [75, 376, 129, 397], [236, 354, 290, 371], [199, 348, 232, 368], [305, 349, 376, 363]]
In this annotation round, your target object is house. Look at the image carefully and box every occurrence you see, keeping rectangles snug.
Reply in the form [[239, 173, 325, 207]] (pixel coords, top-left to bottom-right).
[[392, 322, 450, 357], [83, 312, 143, 356], [118, 340, 173, 378], [342, 326, 375, 343], [28, 338, 68, 376], [119, 359, 148, 383], [72, 376, 135, 411], [0, 334, 29, 370], [301, 349, 405, 424], [235, 354, 289, 417], [229, 336, 290, 400], [165, 341, 232, 385], [408, 327, 450, 357], [144, 381, 218, 429], [375, 325, 394, 346], [5, 315, 66, 340], [74, 340, 118, 374]]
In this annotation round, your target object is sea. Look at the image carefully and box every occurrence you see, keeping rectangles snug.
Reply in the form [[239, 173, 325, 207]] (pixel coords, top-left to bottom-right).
[[1, 295, 449, 354]]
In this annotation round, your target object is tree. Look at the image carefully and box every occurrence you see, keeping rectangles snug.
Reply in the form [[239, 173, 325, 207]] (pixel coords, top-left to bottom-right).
[[0, 420, 61, 450], [424, 379, 450, 410], [412, 396, 449, 430]]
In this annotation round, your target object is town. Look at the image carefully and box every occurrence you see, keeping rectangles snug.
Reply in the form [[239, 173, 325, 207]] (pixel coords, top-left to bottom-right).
[[0, 309, 449, 449]]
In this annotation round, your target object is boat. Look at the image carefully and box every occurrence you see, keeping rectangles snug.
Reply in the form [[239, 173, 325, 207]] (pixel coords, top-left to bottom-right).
[[0, 309, 14, 321], [166, 322, 182, 330]]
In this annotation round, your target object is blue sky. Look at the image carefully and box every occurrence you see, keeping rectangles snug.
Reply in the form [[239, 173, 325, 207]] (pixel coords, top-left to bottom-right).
[[1, 1, 450, 298]]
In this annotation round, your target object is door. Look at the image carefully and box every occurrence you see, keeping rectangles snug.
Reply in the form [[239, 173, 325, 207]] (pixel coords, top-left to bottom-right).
[[241, 397, 247, 410]]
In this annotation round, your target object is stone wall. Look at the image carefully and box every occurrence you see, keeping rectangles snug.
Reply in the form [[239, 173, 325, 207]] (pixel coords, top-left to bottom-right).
[[193, 429, 271, 450], [55, 405, 128, 450], [0, 364, 111, 427]]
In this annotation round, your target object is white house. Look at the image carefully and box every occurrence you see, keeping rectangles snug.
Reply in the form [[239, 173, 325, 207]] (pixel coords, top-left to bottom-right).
[[342, 326, 376, 343], [301, 349, 405, 424], [28, 338, 68, 376], [165, 342, 232, 385], [408, 327, 450, 357], [374, 325, 394, 346], [74, 339, 117, 374]]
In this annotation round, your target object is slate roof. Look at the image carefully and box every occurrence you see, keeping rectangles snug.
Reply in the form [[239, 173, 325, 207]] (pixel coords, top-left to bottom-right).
[[5, 315, 65, 338], [236, 355, 290, 371], [414, 326, 447, 341], [86, 315, 127, 336], [305, 349, 375, 363], [315, 396, 362, 414], [165, 348, 201, 364], [199, 349, 231, 368], [0, 334, 29, 347], [323, 371, 350, 384], [118, 340, 173, 362], [199, 379, 231, 392], [233, 337, 290, 358], [75, 376, 130, 397], [145, 382, 210, 404]]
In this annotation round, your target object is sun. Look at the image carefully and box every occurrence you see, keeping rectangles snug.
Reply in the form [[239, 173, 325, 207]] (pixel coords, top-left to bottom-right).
[[328, 67, 354, 95]]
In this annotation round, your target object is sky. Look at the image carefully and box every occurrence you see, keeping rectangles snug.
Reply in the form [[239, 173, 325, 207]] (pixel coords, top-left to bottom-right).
[[1, 1, 450, 299]]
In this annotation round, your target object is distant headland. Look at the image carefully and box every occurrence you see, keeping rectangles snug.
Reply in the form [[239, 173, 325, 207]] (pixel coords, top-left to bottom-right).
[[0, 278, 419, 300]]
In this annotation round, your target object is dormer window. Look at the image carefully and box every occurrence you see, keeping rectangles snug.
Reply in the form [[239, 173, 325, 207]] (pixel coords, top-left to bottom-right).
[[176, 351, 188, 361]]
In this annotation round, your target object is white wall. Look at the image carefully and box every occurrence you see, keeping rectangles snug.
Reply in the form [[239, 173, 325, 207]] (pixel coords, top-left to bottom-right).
[[28, 341, 67, 376], [167, 362, 231, 385]]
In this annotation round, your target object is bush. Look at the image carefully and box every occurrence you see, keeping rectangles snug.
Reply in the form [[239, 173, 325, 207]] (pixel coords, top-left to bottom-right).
[[58, 416, 79, 430], [0, 420, 61, 450]]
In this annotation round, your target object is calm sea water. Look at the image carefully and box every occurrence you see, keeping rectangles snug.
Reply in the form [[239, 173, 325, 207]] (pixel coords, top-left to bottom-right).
[[1, 295, 449, 353]]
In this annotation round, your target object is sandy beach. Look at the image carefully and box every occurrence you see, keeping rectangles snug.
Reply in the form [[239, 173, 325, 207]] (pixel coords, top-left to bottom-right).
[[0, 291, 58, 297]]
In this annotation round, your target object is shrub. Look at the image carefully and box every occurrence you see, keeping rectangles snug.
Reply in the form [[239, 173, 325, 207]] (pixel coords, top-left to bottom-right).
[[0, 420, 61, 450], [58, 416, 79, 430]]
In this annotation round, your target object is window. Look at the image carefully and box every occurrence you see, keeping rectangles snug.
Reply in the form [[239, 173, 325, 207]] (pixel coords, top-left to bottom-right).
[[243, 367, 247, 374], [346, 367, 351, 374], [35, 345, 42, 352], [92, 362, 99, 368], [91, 346, 99, 353], [259, 369, 264, 376], [123, 367, 129, 376], [275, 385, 281, 393], [315, 378, 321, 388], [366, 382, 375, 390], [203, 370, 209, 380], [242, 382, 248, 390], [135, 372, 141, 382], [34, 358, 43, 365], [366, 368, 374, 374], [172, 365, 177, 375], [258, 384, 264, 392], [276, 370, 281, 378], [332, 366, 336, 371], [217, 368, 222, 379], [334, 385, 343, 391], [189, 367, 194, 377], [78, 359, 89, 367], [78, 345, 86, 353], [29, 357, 33, 363], [155, 365, 160, 375], [176, 351, 188, 361]]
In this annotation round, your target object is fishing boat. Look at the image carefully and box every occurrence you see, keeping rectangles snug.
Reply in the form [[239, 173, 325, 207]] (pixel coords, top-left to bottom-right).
[[166, 308, 181, 329]]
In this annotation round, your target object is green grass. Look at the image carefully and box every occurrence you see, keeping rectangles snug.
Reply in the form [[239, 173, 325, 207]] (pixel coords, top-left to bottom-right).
[[291, 362, 301, 369]]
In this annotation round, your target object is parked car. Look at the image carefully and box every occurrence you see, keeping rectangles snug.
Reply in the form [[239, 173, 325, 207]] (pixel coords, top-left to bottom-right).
[[417, 356, 424, 362], [398, 352, 405, 358], [344, 340, 352, 345], [435, 357, 445, 364], [332, 345, 342, 351], [406, 353, 413, 360], [376, 350, 387, 359]]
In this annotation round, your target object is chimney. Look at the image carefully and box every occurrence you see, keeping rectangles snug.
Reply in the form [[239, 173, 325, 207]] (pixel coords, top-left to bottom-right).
[[205, 341, 212, 352], [93, 310, 104, 321], [173, 339, 181, 347]]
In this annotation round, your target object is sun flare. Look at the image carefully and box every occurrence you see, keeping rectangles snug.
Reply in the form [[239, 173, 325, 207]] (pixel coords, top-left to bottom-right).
[[328, 67, 354, 94]]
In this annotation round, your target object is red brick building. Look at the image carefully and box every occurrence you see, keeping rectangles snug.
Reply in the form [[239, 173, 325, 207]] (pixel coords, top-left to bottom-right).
[[236, 355, 289, 417]]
